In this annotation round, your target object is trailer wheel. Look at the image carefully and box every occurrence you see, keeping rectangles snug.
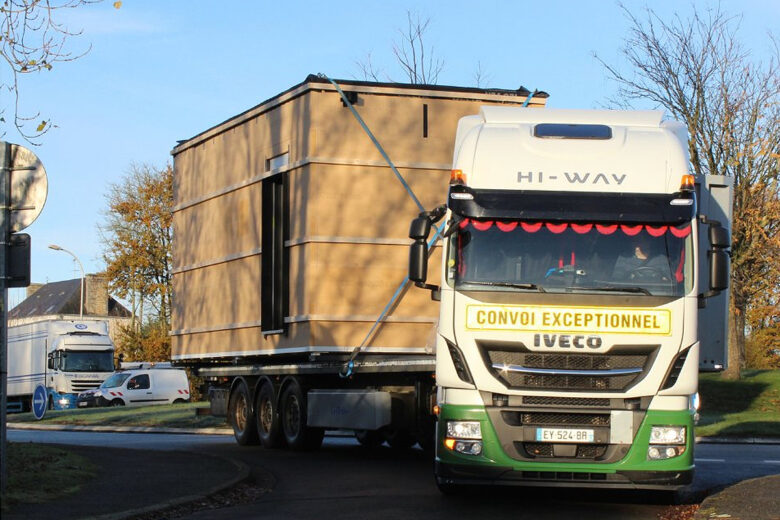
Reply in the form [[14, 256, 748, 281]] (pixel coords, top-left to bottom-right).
[[355, 429, 384, 448], [384, 427, 416, 449], [256, 381, 285, 449], [229, 380, 259, 445], [280, 379, 324, 450]]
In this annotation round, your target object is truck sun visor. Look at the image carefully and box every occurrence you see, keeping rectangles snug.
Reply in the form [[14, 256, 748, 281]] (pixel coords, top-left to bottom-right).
[[457, 218, 692, 238], [449, 187, 695, 223]]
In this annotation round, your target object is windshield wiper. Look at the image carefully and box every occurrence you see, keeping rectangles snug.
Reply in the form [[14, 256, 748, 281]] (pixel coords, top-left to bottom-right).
[[459, 281, 546, 293], [577, 285, 652, 296]]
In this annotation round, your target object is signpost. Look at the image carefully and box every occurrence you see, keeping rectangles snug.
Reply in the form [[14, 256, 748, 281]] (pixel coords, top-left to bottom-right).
[[0, 141, 48, 496], [32, 384, 47, 420]]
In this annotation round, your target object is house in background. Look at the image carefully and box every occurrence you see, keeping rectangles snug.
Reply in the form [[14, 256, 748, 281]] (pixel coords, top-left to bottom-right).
[[9, 274, 132, 343]]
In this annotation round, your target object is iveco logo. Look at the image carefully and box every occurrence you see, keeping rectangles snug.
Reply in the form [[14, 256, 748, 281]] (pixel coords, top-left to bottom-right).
[[533, 334, 602, 349], [518, 171, 627, 185]]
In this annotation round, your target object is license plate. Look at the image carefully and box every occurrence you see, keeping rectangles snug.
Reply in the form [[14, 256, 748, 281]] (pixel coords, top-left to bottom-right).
[[78, 402, 88, 407], [536, 427, 594, 443]]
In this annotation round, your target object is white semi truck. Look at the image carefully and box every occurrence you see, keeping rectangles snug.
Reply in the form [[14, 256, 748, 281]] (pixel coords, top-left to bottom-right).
[[6, 319, 116, 411], [409, 107, 731, 490], [172, 77, 730, 491]]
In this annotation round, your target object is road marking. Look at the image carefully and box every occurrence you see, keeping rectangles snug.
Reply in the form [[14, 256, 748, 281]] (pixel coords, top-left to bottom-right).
[[764, 460, 780, 464], [696, 458, 726, 462]]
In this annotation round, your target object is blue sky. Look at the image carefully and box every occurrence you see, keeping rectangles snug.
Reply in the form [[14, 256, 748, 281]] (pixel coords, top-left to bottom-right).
[[5, 0, 778, 308]]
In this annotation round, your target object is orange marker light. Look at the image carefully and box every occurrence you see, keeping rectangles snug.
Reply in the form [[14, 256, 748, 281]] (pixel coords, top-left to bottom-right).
[[450, 169, 467, 185], [444, 438, 456, 450], [680, 174, 695, 191], [433, 405, 441, 416]]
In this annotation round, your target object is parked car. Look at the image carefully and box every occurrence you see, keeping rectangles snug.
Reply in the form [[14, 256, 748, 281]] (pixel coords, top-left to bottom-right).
[[77, 368, 190, 407]]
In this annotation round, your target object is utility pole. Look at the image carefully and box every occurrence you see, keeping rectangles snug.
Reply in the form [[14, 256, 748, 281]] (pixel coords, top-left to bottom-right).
[[0, 141, 47, 497], [0, 141, 10, 497]]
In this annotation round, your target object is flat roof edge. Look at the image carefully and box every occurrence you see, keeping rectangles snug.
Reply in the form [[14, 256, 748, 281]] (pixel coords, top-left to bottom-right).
[[171, 74, 549, 156]]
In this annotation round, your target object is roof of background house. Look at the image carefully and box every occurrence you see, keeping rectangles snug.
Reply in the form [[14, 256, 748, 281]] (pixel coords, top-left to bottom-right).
[[9, 278, 131, 319]]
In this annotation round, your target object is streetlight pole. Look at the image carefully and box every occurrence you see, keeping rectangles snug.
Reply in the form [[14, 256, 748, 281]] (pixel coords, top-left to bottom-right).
[[48, 244, 84, 318]]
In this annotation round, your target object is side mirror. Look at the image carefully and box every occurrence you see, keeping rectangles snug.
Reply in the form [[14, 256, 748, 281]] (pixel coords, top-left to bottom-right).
[[409, 240, 428, 283], [709, 226, 730, 249], [710, 249, 730, 292], [409, 216, 432, 241], [47, 355, 54, 370]]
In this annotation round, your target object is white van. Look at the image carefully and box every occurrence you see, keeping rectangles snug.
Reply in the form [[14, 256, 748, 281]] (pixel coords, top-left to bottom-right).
[[77, 368, 190, 407]]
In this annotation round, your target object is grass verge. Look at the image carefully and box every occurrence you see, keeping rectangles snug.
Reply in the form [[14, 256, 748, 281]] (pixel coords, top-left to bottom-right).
[[7, 401, 228, 430], [2, 443, 97, 510], [697, 369, 780, 437]]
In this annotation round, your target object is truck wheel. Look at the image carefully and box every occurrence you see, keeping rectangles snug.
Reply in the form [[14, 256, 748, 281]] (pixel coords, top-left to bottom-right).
[[229, 380, 259, 445], [384, 428, 416, 449], [110, 399, 124, 407], [355, 429, 384, 448], [255, 381, 285, 449], [280, 379, 324, 450]]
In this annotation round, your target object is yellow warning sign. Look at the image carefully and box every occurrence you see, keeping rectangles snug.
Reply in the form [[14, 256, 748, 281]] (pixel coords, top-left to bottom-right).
[[465, 305, 671, 335]]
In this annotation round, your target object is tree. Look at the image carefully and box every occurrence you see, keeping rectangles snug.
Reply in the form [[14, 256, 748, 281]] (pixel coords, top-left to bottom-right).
[[598, 4, 780, 378], [0, 0, 116, 142], [100, 163, 173, 360], [357, 10, 444, 84]]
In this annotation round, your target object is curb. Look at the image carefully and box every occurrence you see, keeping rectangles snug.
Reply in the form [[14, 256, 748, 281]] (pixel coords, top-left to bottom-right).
[[83, 452, 254, 520], [696, 436, 780, 445], [8, 422, 233, 435]]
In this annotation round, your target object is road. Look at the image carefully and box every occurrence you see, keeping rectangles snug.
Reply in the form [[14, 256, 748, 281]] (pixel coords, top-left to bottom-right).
[[9, 429, 780, 520]]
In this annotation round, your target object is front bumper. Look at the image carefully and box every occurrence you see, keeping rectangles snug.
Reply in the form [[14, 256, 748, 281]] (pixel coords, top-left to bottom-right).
[[436, 404, 694, 490], [77, 395, 112, 408], [436, 461, 692, 489]]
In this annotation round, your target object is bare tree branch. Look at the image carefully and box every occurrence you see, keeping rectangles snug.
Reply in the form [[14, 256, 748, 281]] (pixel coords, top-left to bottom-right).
[[597, 3, 780, 376], [1, 0, 103, 143]]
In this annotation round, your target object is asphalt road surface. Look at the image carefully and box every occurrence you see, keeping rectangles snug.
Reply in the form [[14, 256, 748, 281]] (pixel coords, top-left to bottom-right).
[[9, 429, 780, 520]]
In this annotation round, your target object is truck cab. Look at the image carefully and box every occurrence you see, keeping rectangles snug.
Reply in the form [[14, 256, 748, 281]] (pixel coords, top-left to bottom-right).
[[45, 321, 116, 409], [409, 107, 731, 490]]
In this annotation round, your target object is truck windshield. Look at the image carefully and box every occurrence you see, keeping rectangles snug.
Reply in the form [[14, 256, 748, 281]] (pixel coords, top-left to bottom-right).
[[60, 350, 114, 372], [448, 219, 694, 297], [101, 372, 131, 388]]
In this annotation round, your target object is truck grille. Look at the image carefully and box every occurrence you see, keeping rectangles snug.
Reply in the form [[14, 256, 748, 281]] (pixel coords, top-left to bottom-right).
[[522, 396, 610, 407], [502, 411, 611, 427], [71, 380, 103, 392], [482, 345, 655, 392], [519, 442, 609, 459]]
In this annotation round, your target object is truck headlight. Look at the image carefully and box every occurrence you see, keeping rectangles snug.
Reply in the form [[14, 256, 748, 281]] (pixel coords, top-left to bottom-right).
[[648, 445, 686, 460], [58, 398, 70, 406], [446, 421, 482, 439], [444, 421, 483, 456], [650, 426, 686, 445]]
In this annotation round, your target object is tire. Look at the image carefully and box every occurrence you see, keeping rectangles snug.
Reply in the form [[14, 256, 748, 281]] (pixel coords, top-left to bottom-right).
[[110, 399, 124, 407], [279, 379, 324, 451], [229, 380, 259, 445], [173, 398, 186, 404], [384, 428, 416, 449], [255, 381, 285, 449], [355, 429, 384, 448]]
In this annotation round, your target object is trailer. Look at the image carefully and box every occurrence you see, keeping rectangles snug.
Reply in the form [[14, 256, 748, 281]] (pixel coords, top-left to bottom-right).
[[171, 75, 547, 448]]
